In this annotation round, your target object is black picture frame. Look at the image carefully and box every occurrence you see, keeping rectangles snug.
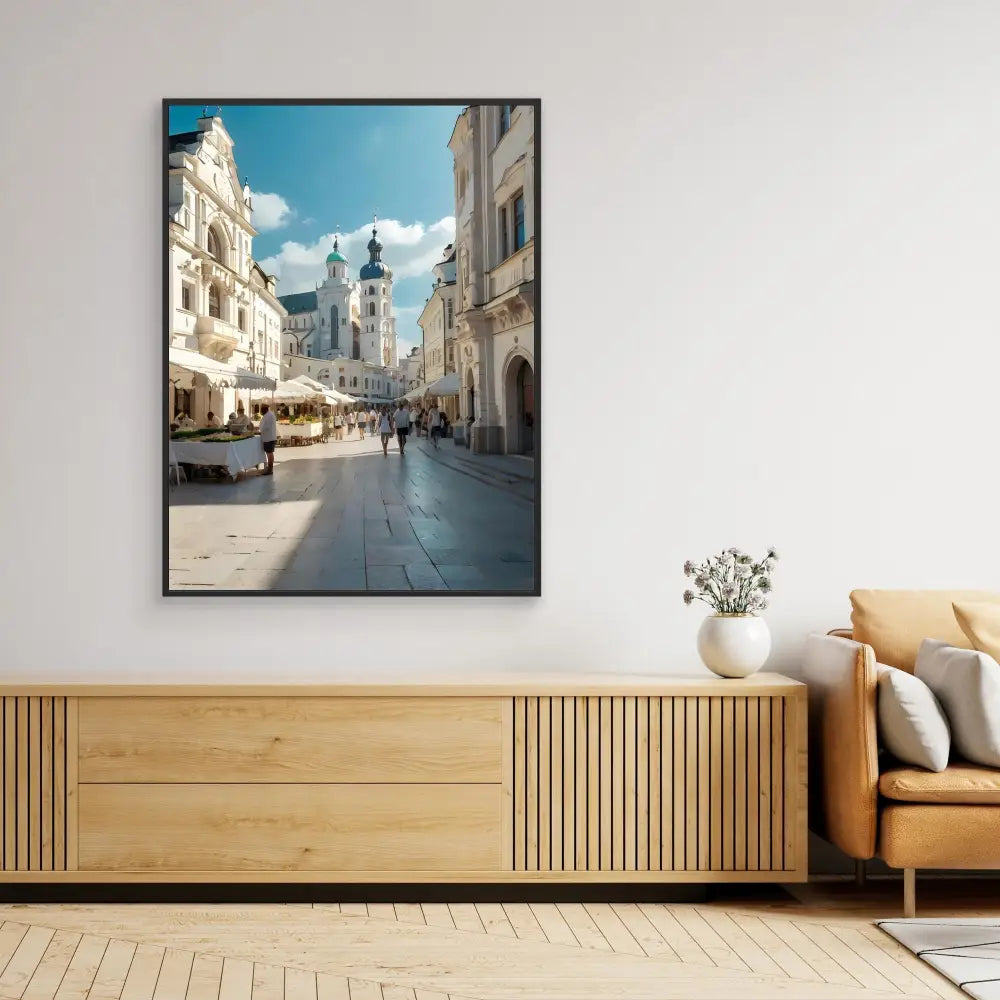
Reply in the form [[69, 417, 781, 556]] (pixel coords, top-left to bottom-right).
[[163, 99, 540, 597]]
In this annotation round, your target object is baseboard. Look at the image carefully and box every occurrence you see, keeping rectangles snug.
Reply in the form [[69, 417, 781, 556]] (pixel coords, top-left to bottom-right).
[[0, 882, 735, 905]]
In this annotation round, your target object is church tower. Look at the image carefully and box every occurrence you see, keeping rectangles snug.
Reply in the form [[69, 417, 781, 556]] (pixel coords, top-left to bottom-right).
[[315, 233, 354, 358], [359, 216, 398, 367]]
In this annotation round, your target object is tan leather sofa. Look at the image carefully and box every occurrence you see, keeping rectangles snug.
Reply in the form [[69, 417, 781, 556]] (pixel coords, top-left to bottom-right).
[[804, 590, 1000, 916]]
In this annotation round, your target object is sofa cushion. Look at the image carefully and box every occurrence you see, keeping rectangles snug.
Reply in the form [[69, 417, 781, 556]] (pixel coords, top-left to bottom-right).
[[954, 601, 1000, 661], [879, 763, 1000, 804], [881, 803, 1000, 869], [915, 639, 1000, 768], [876, 664, 950, 771], [850, 590, 1000, 671]]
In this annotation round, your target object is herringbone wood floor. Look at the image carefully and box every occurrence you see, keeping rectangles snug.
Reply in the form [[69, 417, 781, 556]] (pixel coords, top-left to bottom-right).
[[0, 882, 995, 1000]]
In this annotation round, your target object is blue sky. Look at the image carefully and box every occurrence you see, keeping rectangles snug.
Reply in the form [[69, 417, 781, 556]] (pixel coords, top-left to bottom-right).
[[168, 103, 465, 357]]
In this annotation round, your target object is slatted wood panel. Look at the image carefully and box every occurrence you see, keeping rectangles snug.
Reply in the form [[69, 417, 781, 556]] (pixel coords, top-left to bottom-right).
[[509, 695, 803, 873], [1, 696, 74, 871]]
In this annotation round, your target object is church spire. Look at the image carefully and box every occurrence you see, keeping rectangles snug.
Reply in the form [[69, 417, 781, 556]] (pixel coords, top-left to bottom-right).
[[367, 213, 383, 263], [325, 229, 348, 268], [360, 210, 391, 280]]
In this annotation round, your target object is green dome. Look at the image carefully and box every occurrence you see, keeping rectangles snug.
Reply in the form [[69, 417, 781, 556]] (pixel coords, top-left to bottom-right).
[[326, 235, 347, 264]]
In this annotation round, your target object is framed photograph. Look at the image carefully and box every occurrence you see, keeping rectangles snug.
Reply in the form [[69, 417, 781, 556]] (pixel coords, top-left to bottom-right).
[[164, 100, 539, 595]]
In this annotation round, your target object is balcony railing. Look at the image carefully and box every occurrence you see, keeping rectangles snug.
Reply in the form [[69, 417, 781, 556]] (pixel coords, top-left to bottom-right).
[[489, 241, 534, 301]]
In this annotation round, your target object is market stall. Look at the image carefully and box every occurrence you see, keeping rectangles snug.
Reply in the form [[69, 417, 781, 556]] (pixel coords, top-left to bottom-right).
[[170, 434, 264, 481], [277, 420, 325, 443], [168, 348, 275, 426]]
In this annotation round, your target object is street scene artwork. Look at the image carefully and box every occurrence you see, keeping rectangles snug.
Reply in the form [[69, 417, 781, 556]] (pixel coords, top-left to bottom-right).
[[165, 101, 538, 594]]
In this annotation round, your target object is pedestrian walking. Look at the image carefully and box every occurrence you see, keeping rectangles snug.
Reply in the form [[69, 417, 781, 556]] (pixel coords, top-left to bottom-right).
[[258, 404, 277, 476], [333, 411, 343, 440], [378, 405, 393, 457], [346, 409, 356, 436], [368, 407, 377, 435], [357, 409, 366, 441], [393, 400, 411, 455], [428, 401, 442, 450]]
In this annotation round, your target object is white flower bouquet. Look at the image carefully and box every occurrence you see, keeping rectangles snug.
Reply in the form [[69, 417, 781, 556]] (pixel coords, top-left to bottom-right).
[[683, 548, 778, 615]]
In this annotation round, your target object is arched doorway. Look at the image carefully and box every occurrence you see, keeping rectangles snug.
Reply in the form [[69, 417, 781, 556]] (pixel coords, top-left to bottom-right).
[[504, 355, 534, 454]]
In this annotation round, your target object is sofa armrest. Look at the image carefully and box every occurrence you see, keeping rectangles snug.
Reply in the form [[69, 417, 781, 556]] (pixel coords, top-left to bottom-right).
[[802, 633, 879, 860]]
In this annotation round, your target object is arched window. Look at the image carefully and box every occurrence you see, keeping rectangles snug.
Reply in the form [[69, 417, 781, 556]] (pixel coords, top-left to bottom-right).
[[206, 226, 222, 261], [368, 302, 375, 316], [339, 376, 345, 387], [208, 284, 220, 319], [381, 285, 386, 295], [368, 285, 375, 295], [351, 376, 358, 388], [382, 302, 388, 316], [364, 378, 369, 390]]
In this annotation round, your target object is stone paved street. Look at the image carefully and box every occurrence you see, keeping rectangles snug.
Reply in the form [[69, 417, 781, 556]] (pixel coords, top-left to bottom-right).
[[168, 434, 536, 593]]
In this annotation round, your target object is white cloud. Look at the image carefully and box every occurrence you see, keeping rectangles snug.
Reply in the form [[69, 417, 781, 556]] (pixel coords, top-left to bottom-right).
[[259, 217, 456, 296], [251, 191, 293, 232]]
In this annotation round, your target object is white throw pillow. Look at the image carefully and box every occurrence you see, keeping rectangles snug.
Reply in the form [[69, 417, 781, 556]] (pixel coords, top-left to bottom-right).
[[915, 638, 1000, 768], [876, 664, 951, 771]]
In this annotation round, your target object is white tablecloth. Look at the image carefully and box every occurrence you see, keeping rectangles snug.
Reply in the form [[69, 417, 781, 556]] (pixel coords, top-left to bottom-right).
[[171, 436, 265, 480]]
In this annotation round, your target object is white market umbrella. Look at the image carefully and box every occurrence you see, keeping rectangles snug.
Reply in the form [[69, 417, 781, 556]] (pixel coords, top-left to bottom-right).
[[271, 380, 323, 403], [425, 372, 460, 397], [290, 374, 357, 407]]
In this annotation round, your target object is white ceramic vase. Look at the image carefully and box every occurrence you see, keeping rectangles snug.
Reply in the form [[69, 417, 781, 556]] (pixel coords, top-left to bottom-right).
[[697, 614, 771, 678]]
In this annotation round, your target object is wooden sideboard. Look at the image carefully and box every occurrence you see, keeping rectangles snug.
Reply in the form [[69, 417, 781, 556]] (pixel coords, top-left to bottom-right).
[[0, 674, 806, 883]]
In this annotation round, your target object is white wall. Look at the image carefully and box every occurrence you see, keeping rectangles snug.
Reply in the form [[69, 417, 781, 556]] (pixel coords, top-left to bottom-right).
[[1, 0, 998, 681]]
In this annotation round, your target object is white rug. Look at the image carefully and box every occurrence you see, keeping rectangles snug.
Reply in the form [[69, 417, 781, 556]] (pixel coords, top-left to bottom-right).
[[878, 919, 1000, 999]]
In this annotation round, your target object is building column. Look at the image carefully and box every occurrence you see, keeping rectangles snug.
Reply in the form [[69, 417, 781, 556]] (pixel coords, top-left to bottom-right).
[[469, 324, 503, 455]]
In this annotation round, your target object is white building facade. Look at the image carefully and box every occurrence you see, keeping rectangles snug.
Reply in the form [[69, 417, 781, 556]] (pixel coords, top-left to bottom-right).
[[417, 245, 458, 385], [167, 113, 285, 422], [449, 104, 535, 454], [403, 346, 424, 390], [281, 353, 406, 404]]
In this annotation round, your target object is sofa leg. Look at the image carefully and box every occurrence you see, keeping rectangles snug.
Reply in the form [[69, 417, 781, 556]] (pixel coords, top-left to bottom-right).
[[855, 859, 866, 886], [903, 868, 916, 918]]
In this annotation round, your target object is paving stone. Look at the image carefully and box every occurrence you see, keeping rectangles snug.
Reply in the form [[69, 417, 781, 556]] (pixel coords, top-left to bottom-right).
[[403, 564, 450, 591], [366, 565, 411, 591], [364, 543, 432, 567], [435, 564, 490, 590]]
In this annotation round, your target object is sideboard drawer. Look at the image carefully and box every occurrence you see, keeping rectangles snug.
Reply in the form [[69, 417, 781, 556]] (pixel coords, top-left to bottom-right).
[[78, 783, 502, 872], [78, 697, 502, 783]]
